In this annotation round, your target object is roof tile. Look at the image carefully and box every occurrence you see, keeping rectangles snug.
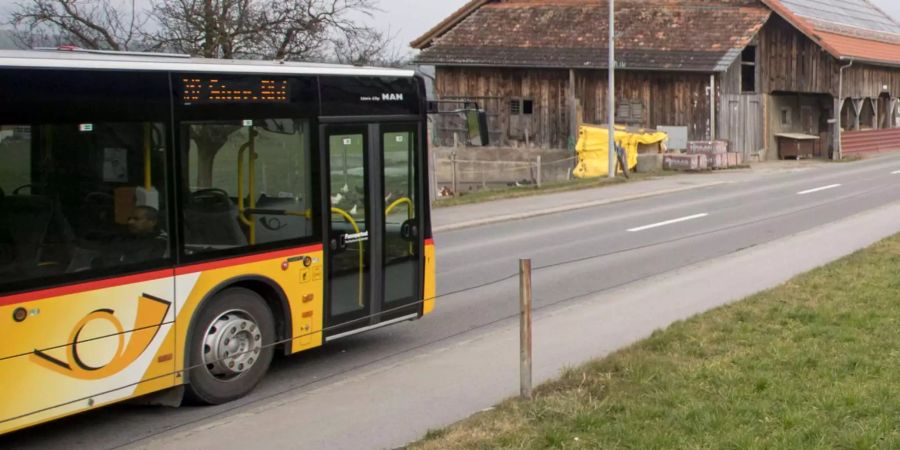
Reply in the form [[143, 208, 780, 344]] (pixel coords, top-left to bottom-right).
[[416, 0, 771, 72]]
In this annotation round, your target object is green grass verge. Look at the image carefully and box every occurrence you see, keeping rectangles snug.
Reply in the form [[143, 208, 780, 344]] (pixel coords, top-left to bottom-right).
[[433, 171, 677, 208], [411, 234, 900, 449]]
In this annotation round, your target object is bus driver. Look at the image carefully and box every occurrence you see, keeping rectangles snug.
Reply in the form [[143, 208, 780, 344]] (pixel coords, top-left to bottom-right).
[[122, 205, 168, 263]]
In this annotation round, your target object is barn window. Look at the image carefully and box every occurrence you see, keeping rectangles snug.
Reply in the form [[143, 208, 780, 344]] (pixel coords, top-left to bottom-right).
[[781, 107, 792, 126], [510, 98, 534, 115], [509, 99, 521, 115], [615, 99, 643, 124], [508, 97, 535, 140], [742, 46, 757, 93]]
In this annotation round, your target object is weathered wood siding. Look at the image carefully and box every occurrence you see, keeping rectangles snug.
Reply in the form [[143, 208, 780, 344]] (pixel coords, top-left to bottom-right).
[[435, 67, 713, 148], [720, 94, 765, 159], [758, 15, 835, 94], [434, 67, 569, 148], [574, 71, 713, 143], [842, 65, 900, 99], [720, 55, 743, 96], [758, 15, 900, 98]]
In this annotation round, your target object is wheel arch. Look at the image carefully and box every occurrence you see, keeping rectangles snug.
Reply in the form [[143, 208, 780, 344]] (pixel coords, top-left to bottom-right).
[[182, 275, 293, 384]]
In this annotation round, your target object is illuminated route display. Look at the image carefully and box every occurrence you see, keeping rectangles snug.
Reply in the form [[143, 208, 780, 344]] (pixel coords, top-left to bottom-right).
[[179, 77, 290, 104]]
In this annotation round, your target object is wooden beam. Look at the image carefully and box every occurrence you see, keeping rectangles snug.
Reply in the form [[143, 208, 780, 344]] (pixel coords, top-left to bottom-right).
[[871, 98, 879, 130], [852, 98, 863, 130], [710, 74, 717, 141], [568, 69, 577, 149], [891, 97, 899, 128], [833, 96, 842, 158]]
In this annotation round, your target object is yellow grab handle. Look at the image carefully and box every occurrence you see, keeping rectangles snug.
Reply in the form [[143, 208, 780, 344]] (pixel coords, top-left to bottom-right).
[[236, 131, 258, 244], [385, 197, 413, 218], [331, 207, 365, 308]]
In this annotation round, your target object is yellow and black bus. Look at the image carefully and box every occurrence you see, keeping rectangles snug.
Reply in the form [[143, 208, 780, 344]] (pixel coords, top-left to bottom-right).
[[0, 48, 436, 434]]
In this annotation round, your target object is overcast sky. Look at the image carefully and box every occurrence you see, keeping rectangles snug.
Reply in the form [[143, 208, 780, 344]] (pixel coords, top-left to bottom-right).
[[0, 0, 468, 52], [1, 0, 898, 53]]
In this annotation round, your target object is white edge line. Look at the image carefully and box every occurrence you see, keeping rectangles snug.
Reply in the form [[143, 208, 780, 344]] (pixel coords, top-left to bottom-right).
[[797, 184, 842, 195], [892, 170, 900, 175], [627, 213, 709, 233], [433, 181, 729, 233]]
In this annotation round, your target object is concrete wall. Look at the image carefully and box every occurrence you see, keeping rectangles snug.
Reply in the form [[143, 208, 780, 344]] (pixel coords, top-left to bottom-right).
[[432, 147, 574, 193]]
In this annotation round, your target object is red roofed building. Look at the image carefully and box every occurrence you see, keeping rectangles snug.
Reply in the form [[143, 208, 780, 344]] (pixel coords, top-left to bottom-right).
[[413, 0, 900, 158]]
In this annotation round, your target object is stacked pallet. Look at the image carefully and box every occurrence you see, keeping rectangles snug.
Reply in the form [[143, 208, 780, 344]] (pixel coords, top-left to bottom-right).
[[663, 141, 743, 171]]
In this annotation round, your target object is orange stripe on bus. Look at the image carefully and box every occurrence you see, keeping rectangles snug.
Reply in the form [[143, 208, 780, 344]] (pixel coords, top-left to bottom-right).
[[0, 269, 173, 307], [0, 244, 324, 307]]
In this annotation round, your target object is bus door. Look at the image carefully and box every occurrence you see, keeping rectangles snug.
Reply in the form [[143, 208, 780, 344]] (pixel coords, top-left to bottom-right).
[[323, 123, 422, 334]]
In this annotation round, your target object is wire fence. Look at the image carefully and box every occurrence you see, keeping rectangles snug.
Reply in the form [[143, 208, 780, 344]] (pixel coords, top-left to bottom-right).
[[7, 174, 897, 447]]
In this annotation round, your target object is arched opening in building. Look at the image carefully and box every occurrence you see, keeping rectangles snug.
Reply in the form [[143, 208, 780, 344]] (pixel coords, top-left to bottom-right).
[[859, 98, 876, 130], [878, 92, 892, 129], [840, 98, 855, 131]]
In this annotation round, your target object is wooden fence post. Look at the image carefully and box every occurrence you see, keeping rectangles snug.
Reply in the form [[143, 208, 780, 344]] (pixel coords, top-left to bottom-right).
[[520, 259, 533, 400], [451, 153, 459, 196]]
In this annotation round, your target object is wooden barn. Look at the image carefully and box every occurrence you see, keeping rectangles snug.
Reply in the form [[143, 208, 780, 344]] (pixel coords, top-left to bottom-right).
[[412, 0, 900, 160]]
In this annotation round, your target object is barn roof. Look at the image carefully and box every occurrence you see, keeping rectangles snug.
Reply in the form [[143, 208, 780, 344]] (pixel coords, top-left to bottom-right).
[[414, 0, 900, 71], [761, 0, 900, 66], [412, 0, 771, 72]]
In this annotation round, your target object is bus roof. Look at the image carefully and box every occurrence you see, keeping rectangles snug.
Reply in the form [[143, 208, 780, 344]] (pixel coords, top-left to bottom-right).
[[0, 49, 416, 78]]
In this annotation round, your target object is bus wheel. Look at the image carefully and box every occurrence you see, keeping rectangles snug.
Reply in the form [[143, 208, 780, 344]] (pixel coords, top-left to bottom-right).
[[186, 287, 275, 405]]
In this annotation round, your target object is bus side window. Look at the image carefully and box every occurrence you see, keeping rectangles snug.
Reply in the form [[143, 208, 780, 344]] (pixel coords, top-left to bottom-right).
[[0, 122, 171, 287], [182, 119, 313, 255]]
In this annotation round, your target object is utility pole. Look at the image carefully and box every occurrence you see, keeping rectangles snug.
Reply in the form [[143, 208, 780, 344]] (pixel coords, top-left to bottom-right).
[[607, 0, 616, 179]]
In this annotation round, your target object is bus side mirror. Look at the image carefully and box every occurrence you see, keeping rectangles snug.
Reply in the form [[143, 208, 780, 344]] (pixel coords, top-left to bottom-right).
[[466, 110, 490, 147]]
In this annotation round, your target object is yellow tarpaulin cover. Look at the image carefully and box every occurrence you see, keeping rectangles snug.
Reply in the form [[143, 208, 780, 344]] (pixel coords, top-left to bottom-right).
[[573, 125, 668, 178]]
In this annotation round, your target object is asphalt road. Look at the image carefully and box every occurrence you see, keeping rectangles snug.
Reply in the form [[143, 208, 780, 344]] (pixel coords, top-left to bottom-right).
[[3, 154, 900, 449]]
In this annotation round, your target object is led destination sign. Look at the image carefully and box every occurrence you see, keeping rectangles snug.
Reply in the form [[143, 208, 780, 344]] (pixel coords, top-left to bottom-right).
[[179, 77, 289, 104]]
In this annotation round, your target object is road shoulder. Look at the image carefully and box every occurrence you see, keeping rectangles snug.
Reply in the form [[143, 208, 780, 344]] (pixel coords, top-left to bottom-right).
[[136, 201, 900, 450]]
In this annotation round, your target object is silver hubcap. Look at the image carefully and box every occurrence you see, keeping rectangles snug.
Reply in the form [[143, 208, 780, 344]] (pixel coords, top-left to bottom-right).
[[202, 309, 262, 380]]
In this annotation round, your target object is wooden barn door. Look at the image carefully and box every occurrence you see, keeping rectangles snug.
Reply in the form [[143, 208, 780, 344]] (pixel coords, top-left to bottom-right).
[[721, 94, 763, 160]]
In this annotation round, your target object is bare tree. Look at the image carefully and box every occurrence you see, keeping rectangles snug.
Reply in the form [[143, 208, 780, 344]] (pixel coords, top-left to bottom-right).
[[146, 0, 390, 62], [7, 0, 399, 181], [331, 26, 407, 66], [8, 0, 395, 63], [8, 0, 145, 50]]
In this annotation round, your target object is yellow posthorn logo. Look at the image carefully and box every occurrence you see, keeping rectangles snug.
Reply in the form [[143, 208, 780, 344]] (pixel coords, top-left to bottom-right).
[[30, 294, 171, 380]]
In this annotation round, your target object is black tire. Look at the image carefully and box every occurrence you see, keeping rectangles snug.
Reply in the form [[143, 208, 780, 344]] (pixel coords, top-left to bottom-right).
[[185, 287, 275, 405]]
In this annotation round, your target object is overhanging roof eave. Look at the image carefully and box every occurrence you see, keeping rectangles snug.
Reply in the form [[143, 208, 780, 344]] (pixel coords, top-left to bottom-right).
[[837, 55, 900, 69], [412, 60, 725, 73]]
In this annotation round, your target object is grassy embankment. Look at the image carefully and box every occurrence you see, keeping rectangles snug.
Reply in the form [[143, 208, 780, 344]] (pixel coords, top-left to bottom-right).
[[412, 234, 900, 449]]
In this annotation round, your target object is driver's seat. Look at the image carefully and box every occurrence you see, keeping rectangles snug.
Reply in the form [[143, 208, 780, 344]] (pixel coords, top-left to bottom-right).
[[0, 195, 75, 279], [183, 189, 248, 249]]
